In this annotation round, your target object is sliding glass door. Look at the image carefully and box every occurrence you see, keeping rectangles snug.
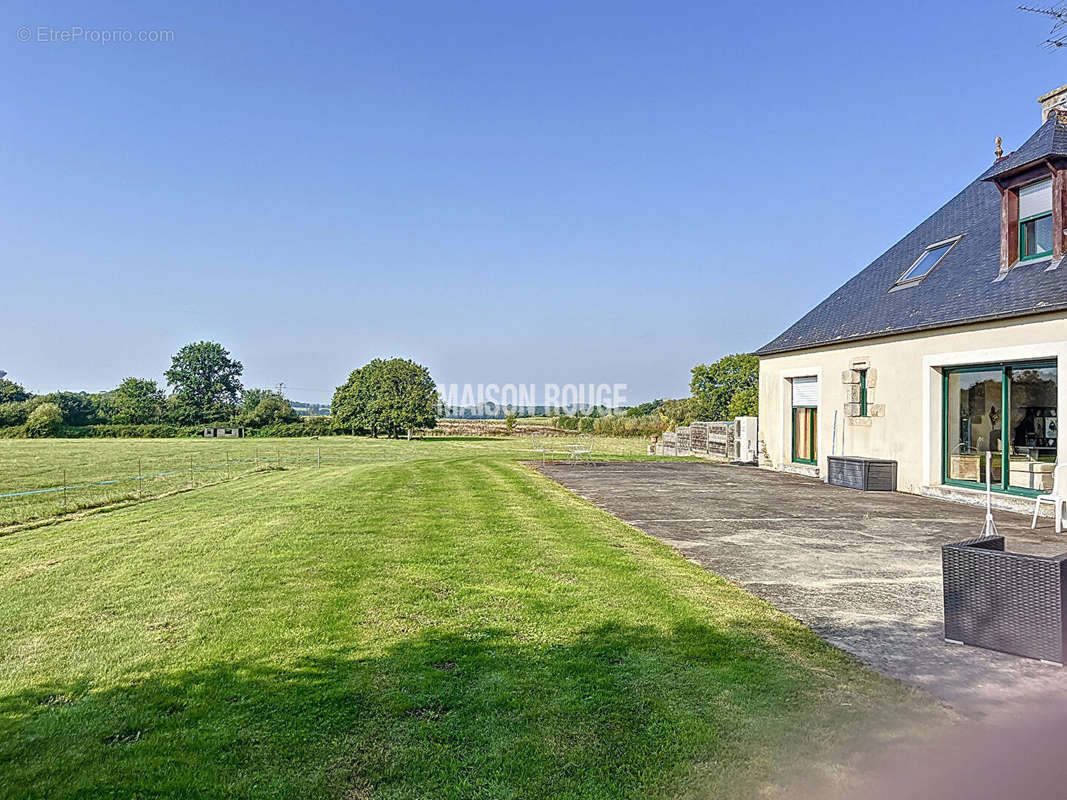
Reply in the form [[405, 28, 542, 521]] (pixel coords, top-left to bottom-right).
[[945, 368, 1003, 486], [1006, 365, 1058, 491], [943, 361, 1058, 496]]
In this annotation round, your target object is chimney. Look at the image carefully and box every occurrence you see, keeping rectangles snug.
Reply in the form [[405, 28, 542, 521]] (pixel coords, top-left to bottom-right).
[[1039, 84, 1067, 122]]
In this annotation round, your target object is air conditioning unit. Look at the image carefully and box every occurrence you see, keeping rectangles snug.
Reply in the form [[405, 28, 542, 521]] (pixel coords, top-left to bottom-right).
[[733, 416, 758, 463]]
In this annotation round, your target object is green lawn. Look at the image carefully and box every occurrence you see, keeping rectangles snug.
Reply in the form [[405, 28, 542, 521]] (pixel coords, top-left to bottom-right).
[[0, 438, 940, 798], [0, 435, 653, 526]]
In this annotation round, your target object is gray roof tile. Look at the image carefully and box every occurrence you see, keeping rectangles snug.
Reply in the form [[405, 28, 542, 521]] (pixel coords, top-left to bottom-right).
[[755, 165, 1067, 356], [981, 115, 1067, 180]]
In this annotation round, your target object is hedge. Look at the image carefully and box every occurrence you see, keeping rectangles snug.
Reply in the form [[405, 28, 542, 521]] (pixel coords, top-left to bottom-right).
[[247, 418, 346, 438]]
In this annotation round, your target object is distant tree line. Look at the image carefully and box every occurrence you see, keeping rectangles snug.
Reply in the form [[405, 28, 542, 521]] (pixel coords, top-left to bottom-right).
[[572, 353, 758, 436], [0, 345, 441, 440], [0, 341, 297, 438], [1, 345, 754, 439]]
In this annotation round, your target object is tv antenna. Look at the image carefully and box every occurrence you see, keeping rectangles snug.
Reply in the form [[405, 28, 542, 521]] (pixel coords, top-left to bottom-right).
[[1020, 3, 1067, 48]]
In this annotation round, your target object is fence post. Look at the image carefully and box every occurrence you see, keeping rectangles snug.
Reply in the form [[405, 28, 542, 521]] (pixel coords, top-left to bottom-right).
[[62, 468, 67, 513], [138, 457, 143, 498], [188, 455, 193, 488]]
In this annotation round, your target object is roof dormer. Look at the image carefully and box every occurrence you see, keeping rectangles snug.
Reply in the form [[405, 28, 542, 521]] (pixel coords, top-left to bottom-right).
[[981, 87, 1067, 274]]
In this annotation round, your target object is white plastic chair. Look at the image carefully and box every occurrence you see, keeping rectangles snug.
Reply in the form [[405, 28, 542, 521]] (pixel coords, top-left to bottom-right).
[[1031, 463, 1067, 533]]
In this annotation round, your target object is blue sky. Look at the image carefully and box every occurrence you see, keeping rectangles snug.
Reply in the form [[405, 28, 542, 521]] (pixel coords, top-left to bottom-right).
[[2, 0, 1064, 405]]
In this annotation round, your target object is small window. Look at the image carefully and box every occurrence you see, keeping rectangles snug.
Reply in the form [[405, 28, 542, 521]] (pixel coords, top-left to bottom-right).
[[858, 370, 868, 417], [1020, 214, 1053, 260], [895, 238, 958, 285], [1018, 178, 1053, 262]]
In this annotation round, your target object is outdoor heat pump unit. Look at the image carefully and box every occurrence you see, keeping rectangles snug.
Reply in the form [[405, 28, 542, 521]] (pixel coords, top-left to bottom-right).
[[733, 416, 758, 463]]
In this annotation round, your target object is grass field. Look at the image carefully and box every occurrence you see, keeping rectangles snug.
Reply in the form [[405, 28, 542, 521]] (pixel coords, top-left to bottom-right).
[[0, 437, 942, 798], [0, 435, 651, 526]]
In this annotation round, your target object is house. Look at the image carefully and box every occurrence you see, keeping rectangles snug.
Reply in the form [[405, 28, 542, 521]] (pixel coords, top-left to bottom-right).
[[756, 85, 1067, 507], [202, 426, 244, 438]]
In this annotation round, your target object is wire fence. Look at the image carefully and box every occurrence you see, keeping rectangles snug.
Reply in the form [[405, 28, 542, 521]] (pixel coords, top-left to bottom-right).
[[0, 435, 630, 528], [0, 448, 358, 528]]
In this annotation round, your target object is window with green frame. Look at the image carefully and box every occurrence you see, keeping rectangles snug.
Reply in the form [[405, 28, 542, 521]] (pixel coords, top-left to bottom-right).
[[943, 361, 1058, 498], [792, 406, 817, 464], [1017, 178, 1053, 261], [1019, 212, 1053, 260], [858, 369, 868, 417]]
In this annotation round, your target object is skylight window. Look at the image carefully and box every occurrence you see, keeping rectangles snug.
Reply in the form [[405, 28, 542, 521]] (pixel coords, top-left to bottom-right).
[[894, 237, 959, 286]]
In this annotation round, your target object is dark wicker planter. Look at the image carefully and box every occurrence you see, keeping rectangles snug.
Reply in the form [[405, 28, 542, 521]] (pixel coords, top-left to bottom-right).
[[942, 536, 1067, 664]]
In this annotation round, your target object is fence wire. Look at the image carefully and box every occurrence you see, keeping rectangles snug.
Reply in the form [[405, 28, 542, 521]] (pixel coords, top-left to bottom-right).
[[0, 450, 365, 527]]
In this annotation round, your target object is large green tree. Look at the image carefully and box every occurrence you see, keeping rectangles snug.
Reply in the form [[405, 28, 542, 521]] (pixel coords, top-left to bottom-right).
[[24, 402, 63, 438], [239, 390, 299, 427], [332, 358, 438, 438], [165, 342, 244, 424], [111, 378, 165, 424], [0, 378, 30, 404], [690, 353, 758, 420], [39, 392, 101, 427]]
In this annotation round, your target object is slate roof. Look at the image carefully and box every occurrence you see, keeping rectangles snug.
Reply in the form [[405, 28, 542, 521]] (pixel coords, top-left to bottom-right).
[[756, 131, 1067, 357], [981, 113, 1067, 180]]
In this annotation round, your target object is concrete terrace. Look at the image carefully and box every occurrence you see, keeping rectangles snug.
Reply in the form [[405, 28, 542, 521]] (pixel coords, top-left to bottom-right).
[[537, 461, 1067, 717]]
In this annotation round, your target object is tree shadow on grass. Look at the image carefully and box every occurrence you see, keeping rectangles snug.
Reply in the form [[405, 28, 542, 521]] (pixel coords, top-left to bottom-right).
[[0, 618, 926, 800]]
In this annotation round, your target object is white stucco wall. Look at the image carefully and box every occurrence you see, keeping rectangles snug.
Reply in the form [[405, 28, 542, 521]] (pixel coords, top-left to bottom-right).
[[757, 311, 1067, 494]]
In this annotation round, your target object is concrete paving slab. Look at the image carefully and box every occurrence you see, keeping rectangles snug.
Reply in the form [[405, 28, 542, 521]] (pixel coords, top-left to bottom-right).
[[536, 461, 1067, 717]]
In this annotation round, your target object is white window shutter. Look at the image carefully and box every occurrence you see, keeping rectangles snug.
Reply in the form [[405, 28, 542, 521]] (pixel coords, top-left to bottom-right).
[[791, 376, 818, 407], [1019, 179, 1052, 219]]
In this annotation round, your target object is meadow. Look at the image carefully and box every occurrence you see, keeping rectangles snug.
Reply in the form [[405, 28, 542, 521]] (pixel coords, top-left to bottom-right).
[[0, 436, 942, 798], [0, 435, 644, 526]]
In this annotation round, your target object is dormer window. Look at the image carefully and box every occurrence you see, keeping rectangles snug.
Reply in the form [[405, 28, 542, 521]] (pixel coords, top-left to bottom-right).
[[1018, 178, 1053, 261], [894, 237, 959, 287]]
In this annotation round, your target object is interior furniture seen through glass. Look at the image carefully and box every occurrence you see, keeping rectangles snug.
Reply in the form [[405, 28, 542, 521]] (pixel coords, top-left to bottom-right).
[[944, 362, 1058, 495]]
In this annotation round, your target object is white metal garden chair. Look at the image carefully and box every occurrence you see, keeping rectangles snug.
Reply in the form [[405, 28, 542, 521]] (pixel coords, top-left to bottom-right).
[[566, 435, 594, 465], [529, 434, 548, 465], [1031, 463, 1067, 534]]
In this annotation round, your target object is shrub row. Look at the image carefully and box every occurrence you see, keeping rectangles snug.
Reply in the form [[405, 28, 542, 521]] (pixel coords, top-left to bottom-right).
[[0, 418, 348, 439], [56, 424, 203, 438], [549, 414, 668, 437], [552, 415, 598, 433], [246, 418, 346, 438], [591, 414, 670, 437]]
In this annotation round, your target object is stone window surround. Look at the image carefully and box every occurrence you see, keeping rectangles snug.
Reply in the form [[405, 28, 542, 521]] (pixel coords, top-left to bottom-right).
[[842, 357, 885, 425]]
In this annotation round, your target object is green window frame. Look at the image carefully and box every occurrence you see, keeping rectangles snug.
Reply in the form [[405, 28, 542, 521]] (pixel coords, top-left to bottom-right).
[[942, 360, 1058, 498], [858, 370, 868, 417], [1019, 212, 1053, 262], [791, 406, 817, 465]]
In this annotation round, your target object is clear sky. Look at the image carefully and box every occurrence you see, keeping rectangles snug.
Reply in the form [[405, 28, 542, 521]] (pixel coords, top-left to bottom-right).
[[3, 0, 1064, 405]]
